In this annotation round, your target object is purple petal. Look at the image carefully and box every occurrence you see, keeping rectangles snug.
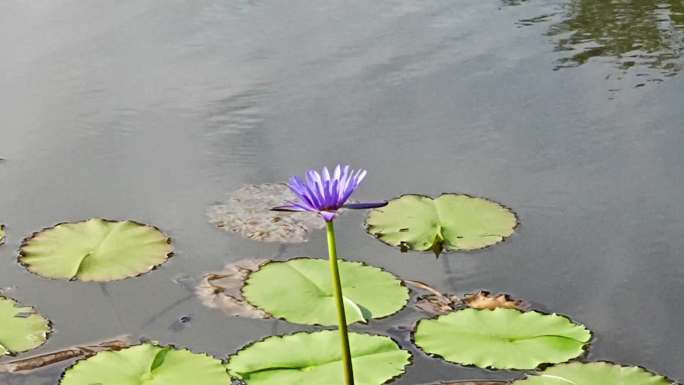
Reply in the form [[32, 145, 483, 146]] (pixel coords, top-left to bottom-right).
[[322, 167, 331, 183], [343, 201, 388, 209], [288, 177, 317, 208]]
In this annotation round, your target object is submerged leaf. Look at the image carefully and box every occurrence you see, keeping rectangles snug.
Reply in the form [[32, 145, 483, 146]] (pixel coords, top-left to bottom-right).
[[226, 331, 411, 385], [59, 343, 229, 385], [414, 308, 591, 370], [207, 183, 325, 243], [0, 296, 51, 356], [406, 281, 529, 315], [511, 362, 673, 385], [19, 218, 173, 282], [405, 280, 459, 315], [242, 258, 409, 325], [463, 291, 529, 311], [195, 258, 271, 319], [365, 194, 518, 256], [0, 336, 130, 373]]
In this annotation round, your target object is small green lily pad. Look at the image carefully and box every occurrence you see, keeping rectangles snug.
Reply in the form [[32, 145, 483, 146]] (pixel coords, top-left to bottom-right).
[[19, 218, 173, 282], [365, 194, 517, 256], [226, 331, 411, 385], [60, 343, 229, 385], [414, 308, 591, 370], [243, 258, 409, 325], [0, 296, 51, 356], [511, 362, 673, 385]]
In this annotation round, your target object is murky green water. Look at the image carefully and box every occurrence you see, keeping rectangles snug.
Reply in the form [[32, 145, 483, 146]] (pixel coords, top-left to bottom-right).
[[1, 0, 683, 383]]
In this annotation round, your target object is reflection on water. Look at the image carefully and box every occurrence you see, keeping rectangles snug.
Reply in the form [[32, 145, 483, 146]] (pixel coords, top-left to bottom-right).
[[519, 0, 684, 80]]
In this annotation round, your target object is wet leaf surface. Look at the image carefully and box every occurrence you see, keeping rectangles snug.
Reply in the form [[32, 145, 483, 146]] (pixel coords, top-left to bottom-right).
[[511, 362, 673, 385], [226, 330, 411, 385], [19, 219, 173, 282], [59, 343, 229, 385], [0, 336, 130, 374], [0, 296, 51, 357], [207, 183, 324, 243], [414, 308, 591, 370], [195, 258, 271, 319], [243, 258, 409, 325], [366, 194, 518, 256]]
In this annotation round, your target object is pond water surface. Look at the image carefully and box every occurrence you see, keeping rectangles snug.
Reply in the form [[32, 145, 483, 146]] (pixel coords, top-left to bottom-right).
[[1, 0, 683, 384]]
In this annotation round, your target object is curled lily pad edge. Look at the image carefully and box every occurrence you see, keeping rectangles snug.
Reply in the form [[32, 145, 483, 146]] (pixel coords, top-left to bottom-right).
[[0, 294, 53, 357], [224, 329, 415, 385], [363, 193, 520, 255], [240, 256, 411, 327], [17, 218, 175, 282], [410, 307, 594, 372]]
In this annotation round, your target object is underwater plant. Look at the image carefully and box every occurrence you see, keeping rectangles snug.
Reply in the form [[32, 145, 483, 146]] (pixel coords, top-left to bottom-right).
[[274, 165, 386, 385]]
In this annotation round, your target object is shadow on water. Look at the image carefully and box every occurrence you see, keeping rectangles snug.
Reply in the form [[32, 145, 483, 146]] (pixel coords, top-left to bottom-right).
[[512, 0, 684, 82]]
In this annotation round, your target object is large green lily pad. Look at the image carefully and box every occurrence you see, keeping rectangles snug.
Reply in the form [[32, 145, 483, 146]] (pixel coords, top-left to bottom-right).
[[242, 258, 409, 325], [60, 343, 229, 385], [19, 218, 173, 282], [414, 308, 591, 370], [227, 331, 411, 385], [365, 194, 517, 256], [511, 362, 673, 385], [0, 296, 51, 356]]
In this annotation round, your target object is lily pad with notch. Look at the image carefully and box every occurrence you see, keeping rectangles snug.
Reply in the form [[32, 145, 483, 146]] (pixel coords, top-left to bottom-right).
[[207, 183, 325, 243], [19, 218, 173, 282], [413, 308, 591, 370], [511, 361, 674, 385], [242, 258, 409, 325], [0, 296, 51, 357], [365, 194, 518, 256], [226, 330, 411, 385], [59, 343, 229, 385]]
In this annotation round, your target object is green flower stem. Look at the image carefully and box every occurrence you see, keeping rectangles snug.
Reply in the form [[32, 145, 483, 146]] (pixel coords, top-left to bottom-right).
[[325, 220, 355, 385]]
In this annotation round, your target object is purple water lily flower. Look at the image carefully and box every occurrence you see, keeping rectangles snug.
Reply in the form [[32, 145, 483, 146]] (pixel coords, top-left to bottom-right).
[[274, 165, 387, 221]]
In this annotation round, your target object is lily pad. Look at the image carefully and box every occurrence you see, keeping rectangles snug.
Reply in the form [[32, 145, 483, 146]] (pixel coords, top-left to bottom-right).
[[60, 343, 229, 385], [414, 308, 591, 370], [195, 258, 271, 319], [208, 183, 325, 243], [511, 362, 673, 385], [226, 331, 411, 385], [0, 296, 51, 356], [0, 224, 5, 245], [243, 258, 409, 325], [19, 218, 173, 282], [365, 194, 517, 256]]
